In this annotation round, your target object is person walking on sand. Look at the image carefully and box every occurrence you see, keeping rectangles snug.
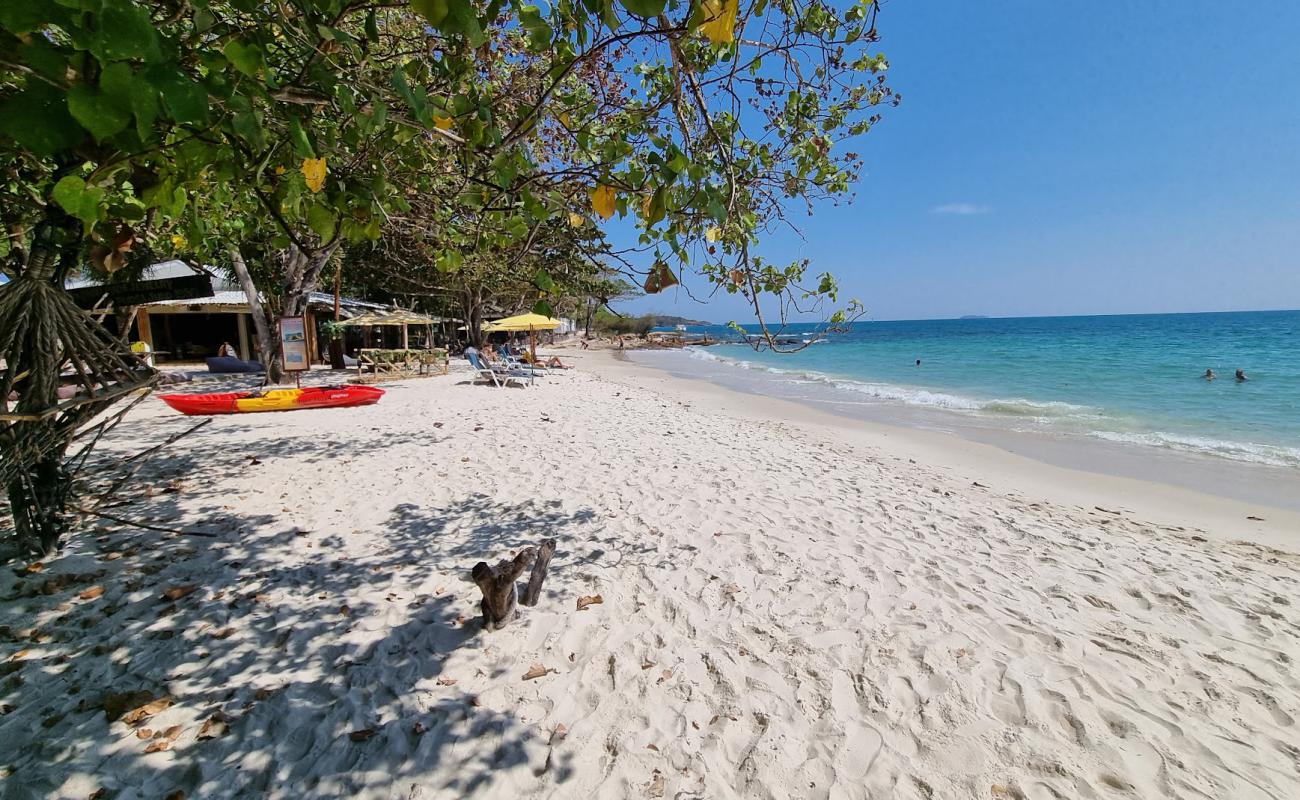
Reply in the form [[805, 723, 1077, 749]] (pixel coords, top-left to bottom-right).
[[1236, 369, 1249, 382], [1204, 368, 1215, 381]]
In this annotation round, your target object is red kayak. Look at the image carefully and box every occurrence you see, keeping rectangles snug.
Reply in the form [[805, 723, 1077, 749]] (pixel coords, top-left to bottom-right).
[[159, 385, 385, 416]]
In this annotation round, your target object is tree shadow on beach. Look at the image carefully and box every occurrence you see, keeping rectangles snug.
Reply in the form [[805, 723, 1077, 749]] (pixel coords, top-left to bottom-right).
[[0, 443, 595, 798]]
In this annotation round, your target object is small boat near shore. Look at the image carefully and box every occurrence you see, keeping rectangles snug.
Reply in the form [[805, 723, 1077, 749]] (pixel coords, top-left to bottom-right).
[[743, 332, 825, 348], [159, 385, 385, 416]]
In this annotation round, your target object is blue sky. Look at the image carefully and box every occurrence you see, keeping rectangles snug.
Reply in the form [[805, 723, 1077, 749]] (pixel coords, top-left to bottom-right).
[[618, 1, 1300, 322]]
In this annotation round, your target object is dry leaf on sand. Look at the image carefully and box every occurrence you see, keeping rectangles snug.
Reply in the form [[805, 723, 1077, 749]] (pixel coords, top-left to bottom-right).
[[161, 585, 197, 601], [79, 586, 104, 600], [436, 676, 457, 686], [143, 740, 171, 753], [349, 728, 376, 742], [197, 713, 228, 740], [647, 768, 666, 797], [576, 594, 603, 611], [522, 664, 554, 681], [551, 723, 568, 743]]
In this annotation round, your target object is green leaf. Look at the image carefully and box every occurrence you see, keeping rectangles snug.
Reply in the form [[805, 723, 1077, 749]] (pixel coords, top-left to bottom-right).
[[128, 77, 159, 141], [150, 67, 208, 124], [518, 5, 553, 51], [288, 115, 315, 158], [223, 40, 265, 79], [532, 298, 554, 316], [52, 175, 106, 229], [437, 0, 485, 46], [436, 249, 463, 272], [307, 204, 336, 239], [619, 0, 666, 17], [411, 0, 449, 26], [93, 0, 161, 62], [0, 83, 83, 157], [67, 84, 132, 141], [534, 268, 556, 292], [0, 0, 67, 34], [645, 185, 666, 226]]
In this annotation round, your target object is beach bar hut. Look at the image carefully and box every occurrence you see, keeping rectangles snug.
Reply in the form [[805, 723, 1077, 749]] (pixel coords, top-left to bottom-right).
[[336, 309, 442, 348]]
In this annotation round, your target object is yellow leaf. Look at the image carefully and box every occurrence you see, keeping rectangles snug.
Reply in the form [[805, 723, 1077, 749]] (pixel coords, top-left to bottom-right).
[[301, 157, 327, 193], [557, 112, 572, 127], [640, 194, 653, 217], [170, 234, 186, 249], [705, 226, 722, 242], [567, 212, 585, 228], [697, 0, 738, 45], [274, 165, 286, 175], [432, 115, 453, 131], [589, 184, 616, 220]]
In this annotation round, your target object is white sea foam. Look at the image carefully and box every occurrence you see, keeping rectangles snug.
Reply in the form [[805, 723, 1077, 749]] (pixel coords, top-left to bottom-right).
[[674, 346, 1300, 469]]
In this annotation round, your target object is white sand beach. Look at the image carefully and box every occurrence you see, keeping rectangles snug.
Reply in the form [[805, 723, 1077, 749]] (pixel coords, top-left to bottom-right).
[[2, 354, 1298, 799]]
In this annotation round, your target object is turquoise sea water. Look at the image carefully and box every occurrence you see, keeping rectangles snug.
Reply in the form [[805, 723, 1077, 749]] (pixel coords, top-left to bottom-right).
[[641, 311, 1300, 469]]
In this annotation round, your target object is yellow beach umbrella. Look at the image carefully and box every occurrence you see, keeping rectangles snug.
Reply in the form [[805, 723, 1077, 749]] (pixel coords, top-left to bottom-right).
[[483, 313, 562, 366], [481, 313, 562, 332]]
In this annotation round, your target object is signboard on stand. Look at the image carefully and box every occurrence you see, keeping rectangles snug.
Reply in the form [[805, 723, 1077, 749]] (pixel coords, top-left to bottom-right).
[[279, 316, 309, 373]]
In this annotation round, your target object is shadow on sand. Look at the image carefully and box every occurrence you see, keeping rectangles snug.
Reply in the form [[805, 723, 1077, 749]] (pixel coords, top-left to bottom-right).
[[0, 418, 599, 798]]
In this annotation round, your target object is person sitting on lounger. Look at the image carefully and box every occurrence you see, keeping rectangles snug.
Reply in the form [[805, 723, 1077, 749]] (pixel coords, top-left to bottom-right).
[[545, 355, 571, 369]]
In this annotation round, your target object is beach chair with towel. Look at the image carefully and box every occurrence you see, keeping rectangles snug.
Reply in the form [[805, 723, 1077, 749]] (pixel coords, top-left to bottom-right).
[[497, 344, 548, 377], [466, 349, 525, 388]]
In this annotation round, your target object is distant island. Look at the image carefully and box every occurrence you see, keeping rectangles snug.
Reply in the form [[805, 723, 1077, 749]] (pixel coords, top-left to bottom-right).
[[959, 315, 989, 320], [649, 315, 714, 327]]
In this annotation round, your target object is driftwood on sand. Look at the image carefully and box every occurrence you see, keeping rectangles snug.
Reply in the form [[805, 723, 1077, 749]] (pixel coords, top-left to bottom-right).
[[471, 538, 557, 631]]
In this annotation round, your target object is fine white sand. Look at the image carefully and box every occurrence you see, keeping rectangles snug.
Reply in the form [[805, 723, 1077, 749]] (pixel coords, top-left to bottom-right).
[[1, 354, 1297, 799]]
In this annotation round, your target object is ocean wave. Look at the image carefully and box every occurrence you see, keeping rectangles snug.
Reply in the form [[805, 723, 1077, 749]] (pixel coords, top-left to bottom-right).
[[676, 346, 1300, 468], [1088, 431, 1300, 469], [686, 346, 1096, 417]]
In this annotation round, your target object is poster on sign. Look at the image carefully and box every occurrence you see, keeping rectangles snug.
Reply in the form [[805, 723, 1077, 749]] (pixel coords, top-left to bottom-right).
[[280, 316, 309, 372]]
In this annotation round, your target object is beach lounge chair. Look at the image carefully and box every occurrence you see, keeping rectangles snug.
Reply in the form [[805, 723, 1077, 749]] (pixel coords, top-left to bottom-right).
[[466, 350, 525, 387], [497, 345, 548, 377]]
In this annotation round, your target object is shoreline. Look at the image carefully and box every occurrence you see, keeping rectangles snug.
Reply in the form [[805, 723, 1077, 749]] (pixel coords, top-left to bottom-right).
[[591, 349, 1300, 551]]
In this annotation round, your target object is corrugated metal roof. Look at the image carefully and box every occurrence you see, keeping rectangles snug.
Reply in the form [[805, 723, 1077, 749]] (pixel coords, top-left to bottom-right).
[[141, 289, 389, 313]]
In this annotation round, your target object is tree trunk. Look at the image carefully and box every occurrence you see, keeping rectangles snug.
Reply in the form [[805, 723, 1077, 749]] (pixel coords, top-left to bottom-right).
[[472, 549, 534, 632], [463, 286, 485, 349], [228, 246, 282, 384], [6, 210, 84, 555], [472, 540, 557, 630]]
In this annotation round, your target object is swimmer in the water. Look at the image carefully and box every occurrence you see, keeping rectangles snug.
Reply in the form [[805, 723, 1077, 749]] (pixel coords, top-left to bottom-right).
[[1204, 368, 1215, 381], [1235, 369, 1248, 382]]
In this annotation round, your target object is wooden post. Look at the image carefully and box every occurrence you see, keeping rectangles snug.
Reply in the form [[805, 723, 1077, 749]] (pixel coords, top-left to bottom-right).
[[136, 308, 153, 350], [520, 539, 556, 606], [236, 313, 251, 360], [304, 309, 318, 365]]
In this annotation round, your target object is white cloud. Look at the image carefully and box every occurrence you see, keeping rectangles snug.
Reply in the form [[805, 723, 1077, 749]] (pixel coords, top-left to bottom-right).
[[931, 203, 990, 216]]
